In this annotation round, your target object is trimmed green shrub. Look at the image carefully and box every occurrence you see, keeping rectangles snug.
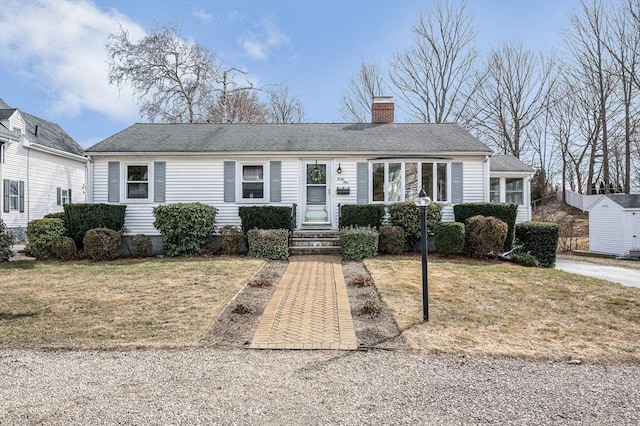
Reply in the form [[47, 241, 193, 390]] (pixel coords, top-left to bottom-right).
[[153, 203, 217, 257], [434, 222, 465, 256], [465, 215, 508, 258], [389, 201, 443, 249], [247, 228, 289, 260], [238, 206, 293, 232], [340, 204, 385, 230], [51, 236, 77, 261], [454, 203, 518, 251], [130, 234, 153, 257], [378, 225, 405, 254], [515, 221, 560, 268], [83, 228, 121, 261], [219, 225, 245, 255], [26, 218, 66, 259], [340, 226, 379, 260], [0, 219, 15, 262], [513, 252, 538, 267], [44, 212, 66, 221], [64, 203, 126, 248]]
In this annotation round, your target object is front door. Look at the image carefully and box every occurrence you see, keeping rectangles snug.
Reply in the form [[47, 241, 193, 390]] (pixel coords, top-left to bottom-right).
[[303, 161, 331, 226]]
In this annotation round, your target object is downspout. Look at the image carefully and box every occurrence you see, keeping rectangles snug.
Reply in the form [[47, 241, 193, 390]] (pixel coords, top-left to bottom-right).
[[484, 155, 490, 202], [86, 155, 93, 203]]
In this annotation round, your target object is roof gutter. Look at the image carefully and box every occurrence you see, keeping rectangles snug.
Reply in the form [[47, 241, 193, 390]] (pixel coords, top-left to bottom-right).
[[84, 150, 494, 157], [25, 141, 88, 162]]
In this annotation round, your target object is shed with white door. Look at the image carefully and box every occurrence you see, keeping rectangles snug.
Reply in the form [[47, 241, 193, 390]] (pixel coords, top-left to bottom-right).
[[588, 194, 640, 257]]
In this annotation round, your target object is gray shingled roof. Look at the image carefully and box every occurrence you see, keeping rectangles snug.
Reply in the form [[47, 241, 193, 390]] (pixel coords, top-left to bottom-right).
[[85, 122, 493, 154], [605, 194, 640, 209], [0, 98, 84, 156], [490, 154, 534, 172]]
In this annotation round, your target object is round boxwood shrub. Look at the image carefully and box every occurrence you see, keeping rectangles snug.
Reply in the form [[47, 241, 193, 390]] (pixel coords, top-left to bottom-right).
[[25, 218, 66, 260], [83, 228, 121, 261], [341, 226, 379, 260], [389, 201, 443, 250], [465, 215, 508, 258], [434, 222, 465, 256], [378, 225, 405, 254], [0, 219, 15, 262], [513, 252, 538, 267], [130, 233, 153, 257], [51, 236, 77, 261]]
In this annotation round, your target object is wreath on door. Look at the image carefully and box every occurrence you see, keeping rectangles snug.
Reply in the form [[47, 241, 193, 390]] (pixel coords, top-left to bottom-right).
[[308, 165, 325, 183]]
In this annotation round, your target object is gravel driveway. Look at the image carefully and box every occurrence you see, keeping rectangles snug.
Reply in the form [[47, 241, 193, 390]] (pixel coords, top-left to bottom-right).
[[2, 349, 639, 425]]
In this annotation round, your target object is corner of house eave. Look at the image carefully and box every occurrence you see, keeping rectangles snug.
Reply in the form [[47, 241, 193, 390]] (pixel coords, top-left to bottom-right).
[[27, 142, 88, 162]]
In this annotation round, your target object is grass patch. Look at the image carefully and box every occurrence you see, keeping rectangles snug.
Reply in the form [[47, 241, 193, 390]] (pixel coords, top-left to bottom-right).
[[365, 257, 640, 362], [0, 257, 264, 349]]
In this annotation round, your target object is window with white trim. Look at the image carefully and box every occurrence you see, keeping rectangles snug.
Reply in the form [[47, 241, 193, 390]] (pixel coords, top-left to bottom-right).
[[241, 164, 264, 200], [9, 180, 19, 211], [126, 165, 149, 199], [57, 187, 72, 205], [490, 178, 501, 203], [505, 178, 524, 205], [372, 161, 451, 203]]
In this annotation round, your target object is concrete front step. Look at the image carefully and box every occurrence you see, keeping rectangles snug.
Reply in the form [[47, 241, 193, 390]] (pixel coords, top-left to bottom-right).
[[290, 230, 342, 255], [289, 246, 342, 256]]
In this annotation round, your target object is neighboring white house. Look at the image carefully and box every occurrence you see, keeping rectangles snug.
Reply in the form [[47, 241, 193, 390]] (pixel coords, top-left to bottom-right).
[[85, 97, 533, 238], [588, 194, 640, 257], [0, 99, 87, 240]]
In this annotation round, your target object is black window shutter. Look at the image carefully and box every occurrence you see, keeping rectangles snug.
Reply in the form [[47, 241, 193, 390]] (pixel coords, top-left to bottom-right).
[[2, 180, 8, 213], [57, 187, 61, 206], [19, 181, 24, 212], [68, 188, 72, 203]]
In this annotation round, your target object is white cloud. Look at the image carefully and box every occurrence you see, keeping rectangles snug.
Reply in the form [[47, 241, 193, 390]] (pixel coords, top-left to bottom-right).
[[192, 7, 212, 24], [239, 17, 290, 61], [0, 0, 144, 122]]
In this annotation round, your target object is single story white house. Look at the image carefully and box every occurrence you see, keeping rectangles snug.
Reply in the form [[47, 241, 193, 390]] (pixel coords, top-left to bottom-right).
[[0, 99, 87, 240], [589, 194, 640, 257], [85, 97, 533, 238]]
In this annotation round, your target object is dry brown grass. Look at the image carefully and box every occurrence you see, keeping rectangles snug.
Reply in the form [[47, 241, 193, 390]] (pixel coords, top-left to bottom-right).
[[0, 257, 264, 349], [365, 257, 640, 362], [559, 254, 640, 271]]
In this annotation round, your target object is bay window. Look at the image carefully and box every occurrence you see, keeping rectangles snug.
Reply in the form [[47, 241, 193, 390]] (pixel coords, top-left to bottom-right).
[[505, 178, 524, 205], [371, 161, 452, 203]]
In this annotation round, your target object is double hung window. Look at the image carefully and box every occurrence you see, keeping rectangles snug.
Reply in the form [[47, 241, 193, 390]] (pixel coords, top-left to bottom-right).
[[242, 165, 264, 199], [126, 165, 149, 199], [373, 161, 450, 203]]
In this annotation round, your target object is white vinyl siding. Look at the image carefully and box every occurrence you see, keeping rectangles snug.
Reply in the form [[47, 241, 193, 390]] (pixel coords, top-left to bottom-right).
[[0, 138, 85, 230], [589, 197, 640, 257]]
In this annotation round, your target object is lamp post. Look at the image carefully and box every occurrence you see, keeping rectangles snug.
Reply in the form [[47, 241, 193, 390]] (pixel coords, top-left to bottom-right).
[[415, 188, 431, 321]]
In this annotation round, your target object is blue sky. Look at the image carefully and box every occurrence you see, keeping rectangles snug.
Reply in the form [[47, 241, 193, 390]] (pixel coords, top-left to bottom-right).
[[0, 0, 581, 148]]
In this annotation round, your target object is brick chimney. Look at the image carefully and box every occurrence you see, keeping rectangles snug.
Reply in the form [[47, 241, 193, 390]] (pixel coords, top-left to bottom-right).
[[371, 96, 394, 124]]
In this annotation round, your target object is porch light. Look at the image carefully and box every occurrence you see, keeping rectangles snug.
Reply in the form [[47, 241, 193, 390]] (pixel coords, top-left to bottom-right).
[[337, 163, 342, 174], [415, 188, 431, 321]]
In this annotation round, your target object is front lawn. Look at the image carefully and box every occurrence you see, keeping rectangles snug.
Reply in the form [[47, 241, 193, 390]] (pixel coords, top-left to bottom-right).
[[366, 257, 640, 362], [0, 258, 264, 349]]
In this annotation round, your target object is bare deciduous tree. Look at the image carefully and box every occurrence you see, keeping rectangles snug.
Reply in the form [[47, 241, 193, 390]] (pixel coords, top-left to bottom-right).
[[268, 85, 304, 123], [389, 0, 479, 123], [468, 43, 558, 159], [208, 90, 267, 124], [107, 25, 219, 123], [339, 59, 386, 123]]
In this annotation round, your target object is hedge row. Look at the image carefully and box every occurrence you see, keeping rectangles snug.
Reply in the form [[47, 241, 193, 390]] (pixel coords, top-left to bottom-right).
[[515, 221, 560, 268], [239, 206, 293, 232]]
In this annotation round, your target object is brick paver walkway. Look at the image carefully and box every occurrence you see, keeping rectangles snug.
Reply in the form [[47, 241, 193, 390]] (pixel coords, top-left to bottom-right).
[[250, 255, 358, 350]]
